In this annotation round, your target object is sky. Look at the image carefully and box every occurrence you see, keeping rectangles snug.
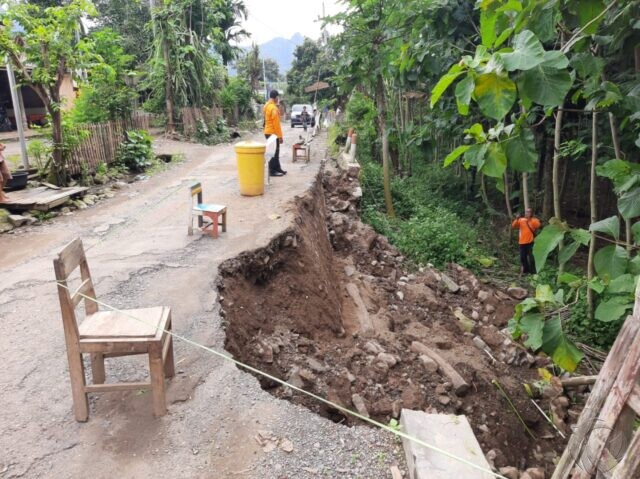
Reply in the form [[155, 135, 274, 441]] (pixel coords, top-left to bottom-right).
[[238, 0, 343, 46]]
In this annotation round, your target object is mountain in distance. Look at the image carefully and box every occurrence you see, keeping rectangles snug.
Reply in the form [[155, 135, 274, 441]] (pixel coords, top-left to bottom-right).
[[229, 33, 305, 76], [259, 32, 305, 74]]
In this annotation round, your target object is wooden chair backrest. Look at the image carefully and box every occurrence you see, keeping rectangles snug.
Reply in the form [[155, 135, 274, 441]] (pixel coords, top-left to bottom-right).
[[190, 182, 202, 198], [53, 238, 98, 341]]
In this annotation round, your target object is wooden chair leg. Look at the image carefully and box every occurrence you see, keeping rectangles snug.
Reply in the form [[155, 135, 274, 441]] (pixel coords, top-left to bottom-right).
[[212, 212, 219, 238], [163, 315, 175, 378], [221, 211, 227, 233], [90, 353, 105, 384], [164, 336, 175, 378], [148, 343, 167, 417], [66, 348, 89, 422]]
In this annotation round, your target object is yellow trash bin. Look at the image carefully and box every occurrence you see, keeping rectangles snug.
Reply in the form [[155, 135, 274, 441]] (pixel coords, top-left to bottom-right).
[[234, 140, 266, 196]]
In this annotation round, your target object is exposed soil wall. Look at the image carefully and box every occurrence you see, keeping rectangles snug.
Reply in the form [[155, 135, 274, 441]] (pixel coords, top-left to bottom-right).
[[218, 165, 571, 473]]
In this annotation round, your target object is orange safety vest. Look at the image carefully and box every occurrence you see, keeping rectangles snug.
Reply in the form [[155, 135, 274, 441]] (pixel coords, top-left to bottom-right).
[[512, 217, 541, 245], [263, 99, 283, 139]]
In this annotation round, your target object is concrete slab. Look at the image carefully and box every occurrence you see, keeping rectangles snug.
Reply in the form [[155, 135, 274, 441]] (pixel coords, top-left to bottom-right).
[[400, 409, 494, 479]]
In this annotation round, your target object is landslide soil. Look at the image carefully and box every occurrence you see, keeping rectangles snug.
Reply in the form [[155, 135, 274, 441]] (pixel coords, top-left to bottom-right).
[[218, 165, 569, 472]]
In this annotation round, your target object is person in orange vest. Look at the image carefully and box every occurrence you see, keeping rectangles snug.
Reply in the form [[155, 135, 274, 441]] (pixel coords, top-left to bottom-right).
[[263, 90, 286, 177], [512, 207, 541, 275]]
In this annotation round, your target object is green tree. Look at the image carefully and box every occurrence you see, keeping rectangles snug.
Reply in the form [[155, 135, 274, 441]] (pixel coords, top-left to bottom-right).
[[328, 1, 402, 217], [0, 0, 102, 185], [215, 0, 249, 66], [286, 37, 334, 103], [235, 43, 262, 90], [263, 58, 280, 83], [93, 0, 152, 65], [146, 0, 227, 132], [220, 77, 253, 124], [71, 28, 137, 123]]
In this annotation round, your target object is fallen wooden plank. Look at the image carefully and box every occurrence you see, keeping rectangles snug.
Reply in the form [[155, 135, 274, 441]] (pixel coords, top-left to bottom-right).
[[410, 341, 469, 396], [552, 313, 640, 479], [0, 186, 88, 211], [400, 409, 493, 479], [561, 375, 598, 388]]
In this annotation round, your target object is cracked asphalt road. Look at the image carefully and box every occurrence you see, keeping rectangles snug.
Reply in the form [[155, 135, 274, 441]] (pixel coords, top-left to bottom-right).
[[0, 129, 405, 479]]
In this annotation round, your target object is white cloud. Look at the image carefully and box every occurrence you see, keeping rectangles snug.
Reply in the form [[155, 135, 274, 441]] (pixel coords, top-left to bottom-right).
[[238, 0, 343, 46]]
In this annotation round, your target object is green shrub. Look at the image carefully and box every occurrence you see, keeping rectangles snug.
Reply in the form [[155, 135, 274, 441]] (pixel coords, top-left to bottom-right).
[[345, 92, 378, 164], [117, 130, 153, 172], [220, 78, 254, 124], [195, 117, 230, 145]]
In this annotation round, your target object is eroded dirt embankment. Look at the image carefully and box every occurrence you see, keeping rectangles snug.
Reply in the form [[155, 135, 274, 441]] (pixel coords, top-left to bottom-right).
[[217, 164, 569, 472]]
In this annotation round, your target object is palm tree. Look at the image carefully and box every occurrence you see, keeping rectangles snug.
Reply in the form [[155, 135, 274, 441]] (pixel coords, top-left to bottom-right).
[[218, 0, 249, 65]]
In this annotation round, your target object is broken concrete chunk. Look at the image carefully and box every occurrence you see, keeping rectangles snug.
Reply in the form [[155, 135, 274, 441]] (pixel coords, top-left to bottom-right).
[[477, 290, 490, 302], [390, 465, 403, 479], [522, 468, 545, 479], [364, 340, 385, 355], [286, 367, 304, 389], [472, 336, 490, 352], [330, 199, 350, 212], [347, 163, 360, 178], [439, 273, 460, 293], [377, 352, 398, 367], [418, 355, 438, 374], [499, 466, 519, 479], [507, 286, 528, 300], [306, 357, 327, 373], [410, 341, 469, 396], [400, 410, 494, 479], [8, 214, 33, 227], [453, 308, 476, 333], [351, 393, 369, 417]]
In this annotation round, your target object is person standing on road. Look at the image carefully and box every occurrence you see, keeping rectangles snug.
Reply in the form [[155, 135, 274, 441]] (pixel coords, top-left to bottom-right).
[[0, 143, 12, 202], [512, 207, 541, 275], [263, 89, 286, 177], [300, 106, 310, 132]]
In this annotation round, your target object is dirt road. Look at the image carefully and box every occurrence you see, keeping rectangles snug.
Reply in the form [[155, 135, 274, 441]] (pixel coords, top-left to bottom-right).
[[0, 129, 403, 478]]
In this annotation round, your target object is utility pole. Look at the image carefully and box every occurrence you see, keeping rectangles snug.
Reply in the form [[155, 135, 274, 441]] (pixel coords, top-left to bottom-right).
[[6, 60, 29, 169]]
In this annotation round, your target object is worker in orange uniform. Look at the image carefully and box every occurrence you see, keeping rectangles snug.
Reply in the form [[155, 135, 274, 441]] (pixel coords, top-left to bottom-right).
[[263, 90, 286, 177], [512, 207, 541, 275]]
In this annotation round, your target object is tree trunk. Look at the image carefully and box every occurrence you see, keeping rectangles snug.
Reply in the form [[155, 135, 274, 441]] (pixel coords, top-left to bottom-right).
[[542, 138, 554, 219], [587, 111, 598, 321], [607, 112, 631, 251], [553, 108, 565, 272], [522, 172, 530, 211], [376, 75, 395, 217], [504, 170, 513, 218], [163, 36, 175, 134]]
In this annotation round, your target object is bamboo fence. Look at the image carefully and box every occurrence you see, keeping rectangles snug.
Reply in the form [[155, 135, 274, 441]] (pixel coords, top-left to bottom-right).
[[65, 112, 158, 176]]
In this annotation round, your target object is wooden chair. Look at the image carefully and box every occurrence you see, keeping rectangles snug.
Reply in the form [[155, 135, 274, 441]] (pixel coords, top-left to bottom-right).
[[188, 182, 227, 238], [292, 142, 311, 163], [54, 238, 175, 422]]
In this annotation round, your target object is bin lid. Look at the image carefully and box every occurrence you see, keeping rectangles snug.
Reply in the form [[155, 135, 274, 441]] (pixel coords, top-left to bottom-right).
[[234, 140, 266, 153]]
